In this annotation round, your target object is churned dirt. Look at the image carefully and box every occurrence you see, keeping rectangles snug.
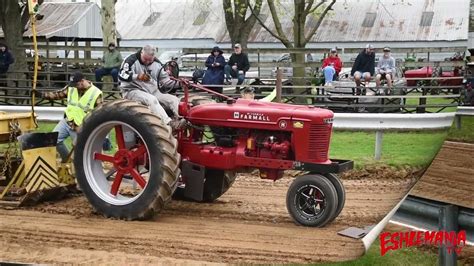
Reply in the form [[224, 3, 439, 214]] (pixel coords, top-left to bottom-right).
[[410, 141, 474, 209], [0, 167, 418, 264]]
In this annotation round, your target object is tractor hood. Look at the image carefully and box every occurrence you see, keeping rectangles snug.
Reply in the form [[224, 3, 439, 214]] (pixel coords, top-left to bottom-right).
[[186, 99, 334, 130]]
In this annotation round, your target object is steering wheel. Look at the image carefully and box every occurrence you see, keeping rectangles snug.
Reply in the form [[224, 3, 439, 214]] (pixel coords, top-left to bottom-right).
[[157, 60, 180, 94]]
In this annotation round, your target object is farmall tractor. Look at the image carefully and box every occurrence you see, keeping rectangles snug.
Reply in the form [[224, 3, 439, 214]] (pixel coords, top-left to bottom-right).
[[73, 79, 353, 227]]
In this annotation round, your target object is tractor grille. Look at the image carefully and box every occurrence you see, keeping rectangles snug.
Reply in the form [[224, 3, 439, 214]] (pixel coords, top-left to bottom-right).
[[308, 124, 331, 161]]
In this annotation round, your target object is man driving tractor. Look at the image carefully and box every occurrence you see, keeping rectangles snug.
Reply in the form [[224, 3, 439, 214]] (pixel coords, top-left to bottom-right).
[[36, 71, 103, 162], [118, 45, 185, 129]]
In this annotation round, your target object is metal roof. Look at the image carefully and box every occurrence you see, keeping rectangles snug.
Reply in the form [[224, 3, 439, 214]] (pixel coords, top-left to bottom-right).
[[0, 2, 103, 41], [116, 0, 225, 40], [220, 0, 469, 43], [115, 0, 468, 43]]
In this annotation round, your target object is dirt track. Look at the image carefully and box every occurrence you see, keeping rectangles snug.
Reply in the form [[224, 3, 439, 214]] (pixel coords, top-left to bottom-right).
[[410, 141, 474, 208], [0, 168, 418, 264]]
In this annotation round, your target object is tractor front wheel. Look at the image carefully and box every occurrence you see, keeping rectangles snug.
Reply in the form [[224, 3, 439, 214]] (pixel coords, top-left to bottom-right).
[[286, 174, 338, 227], [74, 100, 180, 220]]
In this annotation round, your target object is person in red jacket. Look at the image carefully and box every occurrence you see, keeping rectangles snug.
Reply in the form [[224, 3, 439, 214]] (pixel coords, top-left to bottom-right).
[[322, 48, 343, 85]]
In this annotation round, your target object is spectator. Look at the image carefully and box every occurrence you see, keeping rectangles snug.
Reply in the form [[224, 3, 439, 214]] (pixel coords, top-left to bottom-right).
[[351, 44, 375, 87], [202, 46, 226, 93], [119, 45, 184, 129], [95, 43, 122, 89], [224, 43, 250, 91], [0, 43, 14, 74], [375, 47, 396, 94], [322, 48, 343, 86]]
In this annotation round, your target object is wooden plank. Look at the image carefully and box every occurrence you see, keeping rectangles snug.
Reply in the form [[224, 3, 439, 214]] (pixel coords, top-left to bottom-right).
[[183, 47, 466, 54]]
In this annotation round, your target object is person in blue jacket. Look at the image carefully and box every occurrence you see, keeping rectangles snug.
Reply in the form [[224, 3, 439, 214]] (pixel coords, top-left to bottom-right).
[[202, 46, 226, 93]]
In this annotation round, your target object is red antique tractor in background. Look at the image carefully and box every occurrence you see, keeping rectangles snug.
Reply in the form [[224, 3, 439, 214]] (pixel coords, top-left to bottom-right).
[[73, 79, 352, 227], [404, 52, 464, 92]]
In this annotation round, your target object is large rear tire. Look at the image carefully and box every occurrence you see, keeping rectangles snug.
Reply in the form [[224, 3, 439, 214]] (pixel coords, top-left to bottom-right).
[[74, 100, 180, 220], [286, 174, 338, 227]]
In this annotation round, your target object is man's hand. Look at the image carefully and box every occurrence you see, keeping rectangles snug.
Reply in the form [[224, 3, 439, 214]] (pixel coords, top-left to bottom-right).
[[232, 65, 238, 71], [137, 73, 151, 82], [215, 62, 220, 66]]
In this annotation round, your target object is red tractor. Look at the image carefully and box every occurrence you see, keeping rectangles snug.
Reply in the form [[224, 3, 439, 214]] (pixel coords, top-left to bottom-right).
[[73, 80, 353, 227]]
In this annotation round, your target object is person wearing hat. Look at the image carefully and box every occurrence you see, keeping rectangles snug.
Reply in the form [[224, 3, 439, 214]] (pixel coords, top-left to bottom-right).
[[375, 47, 396, 93], [241, 87, 256, 100], [202, 46, 226, 93], [351, 44, 376, 87], [35, 71, 103, 162], [95, 42, 123, 89], [224, 43, 250, 90], [322, 48, 343, 86]]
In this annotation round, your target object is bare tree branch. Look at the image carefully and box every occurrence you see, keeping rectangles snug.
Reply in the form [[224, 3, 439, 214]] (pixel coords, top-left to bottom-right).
[[304, 0, 335, 45], [267, 0, 292, 46], [304, 0, 314, 15], [307, 0, 325, 15], [248, 0, 292, 47]]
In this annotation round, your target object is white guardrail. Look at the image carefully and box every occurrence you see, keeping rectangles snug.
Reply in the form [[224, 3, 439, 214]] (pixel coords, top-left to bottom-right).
[[0, 106, 462, 160]]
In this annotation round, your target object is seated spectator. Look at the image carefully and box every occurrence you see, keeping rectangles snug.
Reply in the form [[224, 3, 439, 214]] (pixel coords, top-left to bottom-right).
[[351, 44, 375, 87], [95, 43, 122, 89], [0, 43, 14, 75], [202, 46, 226, 93], [224, 43, 250, 92], [322, 48, 343, 86], [375, 47, 396, 94]]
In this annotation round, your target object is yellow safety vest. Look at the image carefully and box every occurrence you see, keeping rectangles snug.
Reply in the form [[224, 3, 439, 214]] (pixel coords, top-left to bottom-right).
[[65, 85, 102, 126]]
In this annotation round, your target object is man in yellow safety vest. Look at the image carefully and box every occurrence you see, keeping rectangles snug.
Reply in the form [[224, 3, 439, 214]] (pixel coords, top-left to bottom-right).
[[37, 71, 103, 162]]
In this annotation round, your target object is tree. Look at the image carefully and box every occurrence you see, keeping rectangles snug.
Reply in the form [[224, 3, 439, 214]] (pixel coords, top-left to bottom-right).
[[0, 0, 29, 79], [101, 0, 118, 46], [223, 0, 263, 49], [250, 0, 336, 98]]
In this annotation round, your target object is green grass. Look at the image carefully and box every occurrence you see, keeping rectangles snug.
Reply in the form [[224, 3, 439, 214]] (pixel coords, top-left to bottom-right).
[[447, 116, 474, 143], [329, 130, 448, 168], [404, 94, 458, 113], [319, 239, 437, 266]]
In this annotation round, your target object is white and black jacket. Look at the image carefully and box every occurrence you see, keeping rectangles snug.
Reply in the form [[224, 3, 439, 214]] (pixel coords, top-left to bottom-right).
[[118, 50, 179, 93]]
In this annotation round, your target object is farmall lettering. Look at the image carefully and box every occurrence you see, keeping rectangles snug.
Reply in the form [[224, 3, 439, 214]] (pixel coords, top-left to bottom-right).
[[233, 112, 270, 122]]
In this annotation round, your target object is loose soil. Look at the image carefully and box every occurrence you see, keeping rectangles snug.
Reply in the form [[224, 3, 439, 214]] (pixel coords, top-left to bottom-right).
[[0, 167, 418, 264]]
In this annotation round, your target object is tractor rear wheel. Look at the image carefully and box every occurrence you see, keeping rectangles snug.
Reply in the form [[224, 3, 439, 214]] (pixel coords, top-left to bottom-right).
[[286, 174, 338, 227], [74, 100, 180, 220]]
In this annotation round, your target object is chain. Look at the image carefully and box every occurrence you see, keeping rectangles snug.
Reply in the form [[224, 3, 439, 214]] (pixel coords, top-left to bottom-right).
[[0, 121, 21, 179]]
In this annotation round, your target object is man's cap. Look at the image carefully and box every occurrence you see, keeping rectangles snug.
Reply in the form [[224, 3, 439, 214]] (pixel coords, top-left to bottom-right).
[[234, 43, 241, 48], [242, 87, 255, 93], [330, 48, 337, 53], [366, 44, 374, 49], [383, 47, 391, 52], [69, 71, 84, 86]]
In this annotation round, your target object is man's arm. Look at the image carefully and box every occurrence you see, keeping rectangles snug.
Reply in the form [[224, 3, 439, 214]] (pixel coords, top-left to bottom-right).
[[119, 54, 138, 82], [227, 54, 235, 66], [369, 55, 376, 76], [351, 54, 361, 76], [243, 54, 250, 72], [41, 85, 68, 100], [115, 51, 123, 68], [158, 67, 180, 89]]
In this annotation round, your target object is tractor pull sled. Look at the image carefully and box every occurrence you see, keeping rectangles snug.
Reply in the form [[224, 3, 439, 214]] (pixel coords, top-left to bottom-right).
[[74, 79, 353, 227]]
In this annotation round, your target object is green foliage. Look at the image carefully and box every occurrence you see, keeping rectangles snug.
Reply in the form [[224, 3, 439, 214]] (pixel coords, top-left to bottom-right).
[[447, 116, 474, 143], [330, 130, 448, 168]]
